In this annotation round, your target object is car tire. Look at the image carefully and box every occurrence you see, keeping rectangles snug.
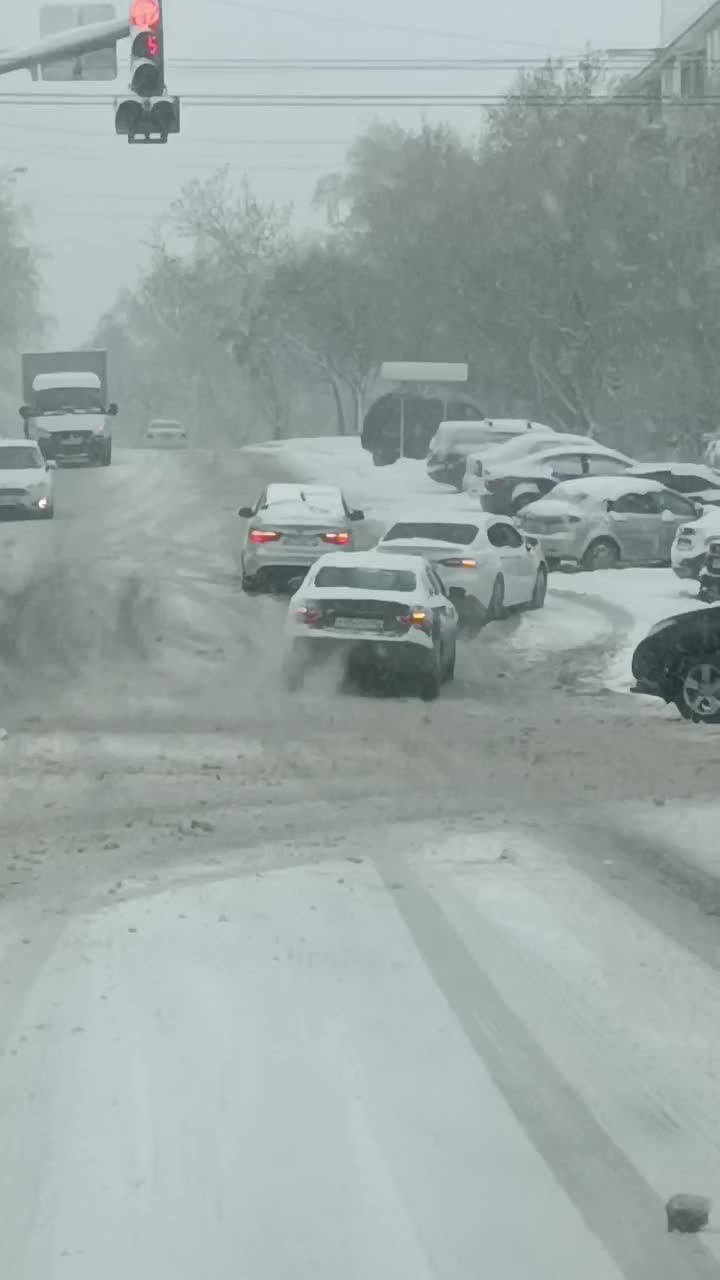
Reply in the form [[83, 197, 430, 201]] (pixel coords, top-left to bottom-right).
[[241, 575, 259, 594], [102, 446, 112, 467], [488, 575, 505, 620], [418, 654, 441, 701], [529, 567, 547, 610], [581, 538, 620, 571], [444, 641, 456, 682], [674, 654, 720, 724]]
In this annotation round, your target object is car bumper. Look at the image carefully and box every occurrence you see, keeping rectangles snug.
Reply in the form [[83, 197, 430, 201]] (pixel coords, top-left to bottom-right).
[[243, 543, 351, 587], [38, 436, 107, 463], [286, 632, 435, 670], [0, 492, 51, 516]]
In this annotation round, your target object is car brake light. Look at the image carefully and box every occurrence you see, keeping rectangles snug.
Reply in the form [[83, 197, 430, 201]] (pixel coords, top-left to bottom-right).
[[397, 607, 432, 633], [321, 531, 350, 545], [248, 529, 280, 544], [440, 557, 476, 568], [295, 602, 322, 625]]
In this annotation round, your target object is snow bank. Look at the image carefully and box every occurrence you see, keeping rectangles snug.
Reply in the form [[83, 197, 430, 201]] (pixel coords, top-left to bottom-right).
[[556, 567, 710, 692]]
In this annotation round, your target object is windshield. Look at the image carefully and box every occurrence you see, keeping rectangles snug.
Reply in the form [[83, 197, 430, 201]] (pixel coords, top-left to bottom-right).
[[384, 521, 478, 544], [32, 387, 104, 413], [0, 447, 43, 470], [314, 565, 417, 592]]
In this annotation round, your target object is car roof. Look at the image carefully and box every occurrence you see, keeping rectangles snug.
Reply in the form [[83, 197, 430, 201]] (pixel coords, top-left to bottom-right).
[[312, 550, 423, 572], [383, 511, 505, 531], [266, 482, 342, 502], [628, 462, 718, 477], [0, 438, 40, 448], [552, 476, 666, 499]]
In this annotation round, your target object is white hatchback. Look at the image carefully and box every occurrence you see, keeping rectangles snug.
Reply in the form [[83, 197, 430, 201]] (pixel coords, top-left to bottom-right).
[[375, 513, 546, 625], [671, 507, 720, 580], [283, 551, 458, 700]]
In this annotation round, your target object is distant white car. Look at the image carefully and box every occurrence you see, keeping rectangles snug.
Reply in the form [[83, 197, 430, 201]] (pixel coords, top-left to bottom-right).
[[0, 439, 56, 519], [462, 431, 593, 495], [521, 475, 699, 570], [626, 462, 720, 507], [144, 420, 188, 448], [283, 550, 458, 700], [671, 507, 720, 580], [477, 442, 634, 516], [427, 419, 554, 489], [239, 482, 365, 593], [375, 513, 546, 624]]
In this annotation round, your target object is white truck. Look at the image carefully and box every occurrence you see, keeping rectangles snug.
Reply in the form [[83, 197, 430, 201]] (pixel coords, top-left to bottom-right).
[[19, 349, 117, 467]]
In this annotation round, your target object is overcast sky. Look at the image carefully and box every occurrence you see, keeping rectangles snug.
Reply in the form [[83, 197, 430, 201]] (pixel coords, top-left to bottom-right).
[[4, 0, 663, 343]]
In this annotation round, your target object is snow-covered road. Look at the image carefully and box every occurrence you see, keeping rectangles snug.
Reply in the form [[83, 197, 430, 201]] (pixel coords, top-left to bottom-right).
[[2, 444, 720, 1279]]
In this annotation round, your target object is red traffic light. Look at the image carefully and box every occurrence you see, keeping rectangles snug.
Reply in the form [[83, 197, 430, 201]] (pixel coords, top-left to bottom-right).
[[129, 0, 160, 29]]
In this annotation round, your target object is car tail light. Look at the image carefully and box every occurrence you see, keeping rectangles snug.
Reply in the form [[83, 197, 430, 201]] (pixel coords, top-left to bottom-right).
[[321, 531, 350, 545], [248, 529, 280, 544], [397, 607, 432, 634], [295, 602, 322, 625], [440, 557, 476, 568]]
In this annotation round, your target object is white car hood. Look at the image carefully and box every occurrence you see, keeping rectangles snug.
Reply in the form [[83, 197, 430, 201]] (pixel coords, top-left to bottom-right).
[[34, 414, 104, 434], [0, 467, 48, 487]]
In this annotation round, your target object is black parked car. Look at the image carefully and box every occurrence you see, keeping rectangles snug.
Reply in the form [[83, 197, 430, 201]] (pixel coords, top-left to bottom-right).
[[631, 605, 720, 723]]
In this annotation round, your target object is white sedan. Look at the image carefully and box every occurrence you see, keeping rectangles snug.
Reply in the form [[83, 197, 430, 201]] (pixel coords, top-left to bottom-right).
[[374, 514, 547, 625], [283, 551, 458, 700], [671, 506, 720, 580]]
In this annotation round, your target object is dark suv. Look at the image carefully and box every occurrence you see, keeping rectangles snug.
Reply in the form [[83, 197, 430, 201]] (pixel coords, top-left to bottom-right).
[[631, 605, 720, 723]]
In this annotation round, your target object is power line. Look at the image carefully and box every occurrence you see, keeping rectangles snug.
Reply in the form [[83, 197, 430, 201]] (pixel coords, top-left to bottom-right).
[[207, 0, 586, 53], [166, 56, 654, 71], [0, 92, 704, 107]]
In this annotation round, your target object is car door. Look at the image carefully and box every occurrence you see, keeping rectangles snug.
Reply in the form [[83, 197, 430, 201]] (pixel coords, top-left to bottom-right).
[[486, 520, 529, 604], [653, 489, 699, 558], [607, 491, 662, 562]]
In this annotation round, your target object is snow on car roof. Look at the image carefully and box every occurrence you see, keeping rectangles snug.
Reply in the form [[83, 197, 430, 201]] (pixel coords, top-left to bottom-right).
[[551, 475, 666, 499], [266, 482, 341, 502], [313, 550, 422, 571], [628, 462, 720, 478]]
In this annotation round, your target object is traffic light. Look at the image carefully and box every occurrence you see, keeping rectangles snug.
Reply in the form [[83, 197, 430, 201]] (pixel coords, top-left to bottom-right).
[[114, 0, 180, 143], [129, 0, 163, 96]]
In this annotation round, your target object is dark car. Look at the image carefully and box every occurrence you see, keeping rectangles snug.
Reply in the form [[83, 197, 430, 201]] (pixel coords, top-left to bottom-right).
[[631, 604, 720, 723]]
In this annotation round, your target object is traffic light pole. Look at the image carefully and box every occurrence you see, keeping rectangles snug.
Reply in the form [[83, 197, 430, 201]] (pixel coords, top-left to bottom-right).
[[0, 18, 129, 78]]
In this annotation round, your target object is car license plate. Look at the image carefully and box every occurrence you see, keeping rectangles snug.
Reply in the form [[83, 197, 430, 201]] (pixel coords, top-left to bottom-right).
[[334, 617, 383, 632], [288, 535, 316, 546]]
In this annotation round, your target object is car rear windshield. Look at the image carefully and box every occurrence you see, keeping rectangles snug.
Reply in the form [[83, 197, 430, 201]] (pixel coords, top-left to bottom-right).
[[384, 522, 478, 545], [314, 566, 417, 592], [0, 447, 43, 470]]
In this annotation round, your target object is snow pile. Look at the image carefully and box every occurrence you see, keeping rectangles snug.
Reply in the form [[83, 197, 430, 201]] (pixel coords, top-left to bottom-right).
[[557, 567, 709, 692]]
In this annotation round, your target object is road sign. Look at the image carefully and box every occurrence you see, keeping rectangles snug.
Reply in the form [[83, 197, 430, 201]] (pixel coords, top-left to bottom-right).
[[39, 4, 118, 80]]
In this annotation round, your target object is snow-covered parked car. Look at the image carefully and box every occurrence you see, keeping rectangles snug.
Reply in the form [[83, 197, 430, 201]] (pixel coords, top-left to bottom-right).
[[427, 419, 553, 490], [520, 476, 699, 570], [375, 513, 546, 626], [462, 429, 589, 495], [282, 551, 458, 699], [671, 506, 720, 581], [476, 442, 634, 517], [625, 462, 720, 509]]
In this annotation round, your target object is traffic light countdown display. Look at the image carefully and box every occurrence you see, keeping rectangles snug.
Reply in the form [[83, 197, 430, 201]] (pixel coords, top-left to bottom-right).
[[115, 0, 180, 142]]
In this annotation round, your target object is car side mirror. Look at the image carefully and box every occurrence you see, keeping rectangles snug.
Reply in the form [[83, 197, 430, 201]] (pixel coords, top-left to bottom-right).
[[107, 403, 118, 417], [350, 509, 365, 521], [46, 460, 58, 471], [19, 405, 30, 420], [606, 500, 615, 512], [692, 500, 705, 517], [237, 506, 254, 518], [525, 536, 538, 548]]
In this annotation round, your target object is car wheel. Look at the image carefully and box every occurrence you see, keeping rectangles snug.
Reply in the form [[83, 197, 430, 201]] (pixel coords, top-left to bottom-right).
[[581, 538, 620, 571], [444, 641, 456, 682], [241, 575, 259, 594], [529, 567, 547, 610], [102, 448, 112, 467], [674, 655, 720, 723], [418, 653, 441, 701], [488, 575, 505, 620]]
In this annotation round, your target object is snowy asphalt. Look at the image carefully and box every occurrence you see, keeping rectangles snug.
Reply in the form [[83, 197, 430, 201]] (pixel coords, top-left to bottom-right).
[[1, 447, 720, 1279]]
